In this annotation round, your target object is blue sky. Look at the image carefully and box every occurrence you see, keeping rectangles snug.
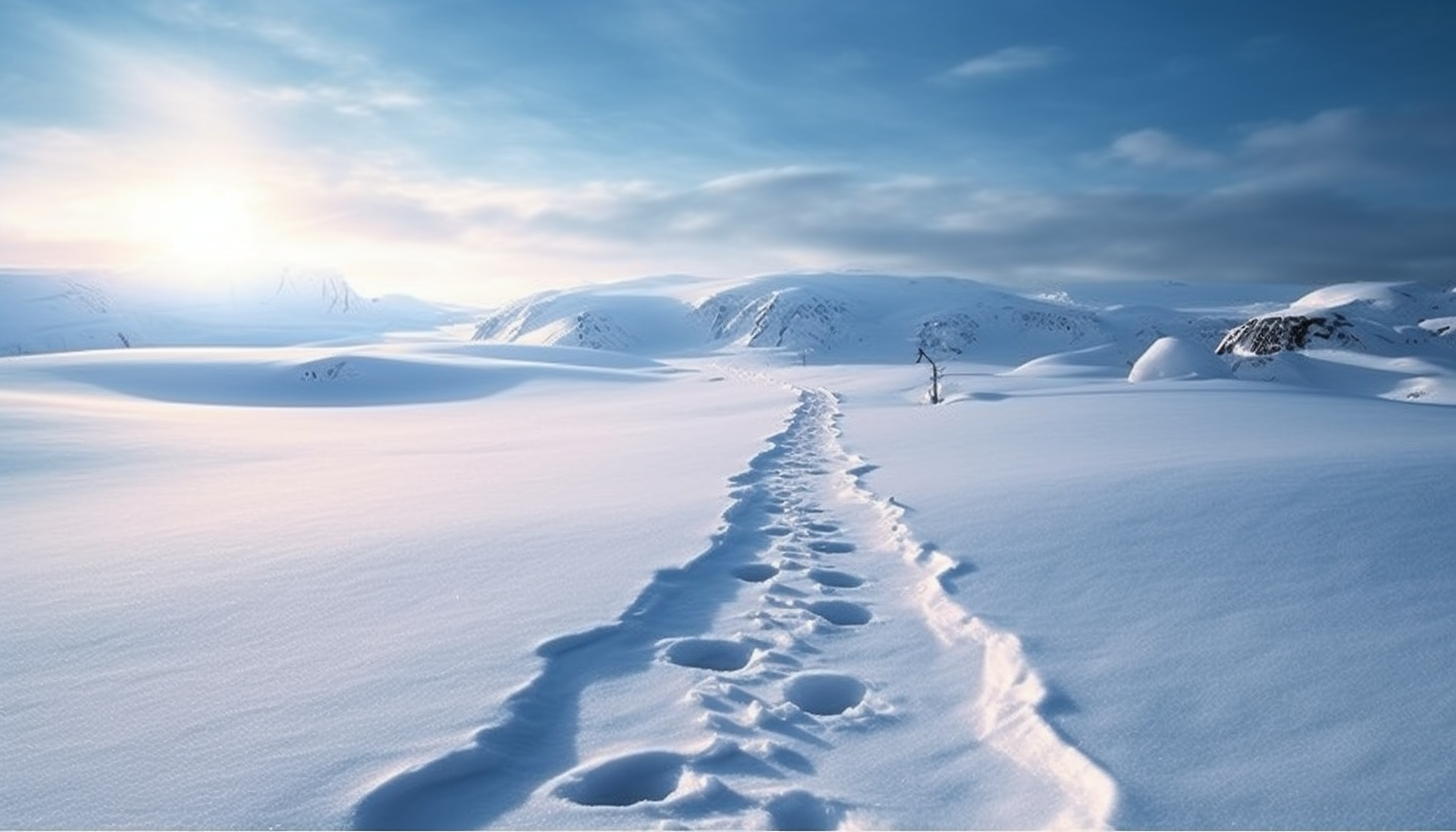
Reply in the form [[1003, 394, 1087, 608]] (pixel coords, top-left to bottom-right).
[[1, 0, 1453, 302]]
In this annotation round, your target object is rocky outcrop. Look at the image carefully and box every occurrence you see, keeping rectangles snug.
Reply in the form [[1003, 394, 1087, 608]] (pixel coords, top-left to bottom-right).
[[740, 291, 853, 350], [1215, 313, 1356, 356], [915, 313, 979, 356], [552, 311, 637, 351]]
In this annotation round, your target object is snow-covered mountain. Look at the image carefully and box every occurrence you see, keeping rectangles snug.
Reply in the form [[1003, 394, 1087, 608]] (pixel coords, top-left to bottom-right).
[[469, 272, 1456, 403], [0, 269, 468, 355], [473, 271, 1262, 366]]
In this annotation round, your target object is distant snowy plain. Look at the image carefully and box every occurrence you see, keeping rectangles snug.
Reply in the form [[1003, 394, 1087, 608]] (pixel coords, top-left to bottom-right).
[[3, 269, 1455, 829]]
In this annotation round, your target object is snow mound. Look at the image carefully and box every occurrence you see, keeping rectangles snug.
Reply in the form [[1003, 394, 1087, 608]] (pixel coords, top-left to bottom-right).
[[1007, 344, 1130, 378], [1128, 337, 1230, 382]]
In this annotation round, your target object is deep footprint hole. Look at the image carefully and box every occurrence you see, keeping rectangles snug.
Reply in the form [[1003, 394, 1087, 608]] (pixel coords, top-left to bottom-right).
[[807, 568, 864, 589], [806, 599, 871, 626], [734, 563, 779, 583], [556, 751, 685, 806], [765, 789, 846, 830], [808, 540, 855, 555], [663, 638, 756, 672], [783, 672, 867, 716]]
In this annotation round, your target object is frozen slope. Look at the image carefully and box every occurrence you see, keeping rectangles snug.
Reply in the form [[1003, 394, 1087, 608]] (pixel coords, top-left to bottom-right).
[[816, 364, 1456, 829]]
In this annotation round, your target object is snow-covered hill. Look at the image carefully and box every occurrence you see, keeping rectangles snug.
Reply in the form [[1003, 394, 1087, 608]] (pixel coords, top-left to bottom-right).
[[471, 273, 1456, 404], [0, 269, 468, 355], [473, 271, 1262, 366], [1217, 281, 1456, 357], [1205, 281, 1456, 402]]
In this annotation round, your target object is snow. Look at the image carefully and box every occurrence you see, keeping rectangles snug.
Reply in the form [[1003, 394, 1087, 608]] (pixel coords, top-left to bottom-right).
[[0, 342, 793, 829], [828, 370, 1456, 829], [4, 269, 1456, 829], [1127, 336, 1230, 382]]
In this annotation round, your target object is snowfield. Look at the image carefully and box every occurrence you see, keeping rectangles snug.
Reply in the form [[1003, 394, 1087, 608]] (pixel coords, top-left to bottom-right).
[[3, 269, 1456, 829]]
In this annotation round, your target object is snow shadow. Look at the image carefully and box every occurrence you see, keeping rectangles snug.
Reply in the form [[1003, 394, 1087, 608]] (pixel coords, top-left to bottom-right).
[[351, 395, 814, 829]]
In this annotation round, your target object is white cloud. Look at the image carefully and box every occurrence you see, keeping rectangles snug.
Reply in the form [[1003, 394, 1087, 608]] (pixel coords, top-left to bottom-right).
[[1098, 129, 1221, 169], [1242, 108, 1364, 153], [1233, 108, 1413, 188], [944, 46, 1063, 81]]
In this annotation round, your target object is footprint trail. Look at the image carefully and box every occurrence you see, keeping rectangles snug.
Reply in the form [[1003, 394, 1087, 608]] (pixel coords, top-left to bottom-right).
[[354, 387, 1116, 830]]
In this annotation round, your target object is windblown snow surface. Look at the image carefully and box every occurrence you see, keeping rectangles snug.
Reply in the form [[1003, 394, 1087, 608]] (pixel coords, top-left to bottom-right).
[[4, 270, 1456, 829]]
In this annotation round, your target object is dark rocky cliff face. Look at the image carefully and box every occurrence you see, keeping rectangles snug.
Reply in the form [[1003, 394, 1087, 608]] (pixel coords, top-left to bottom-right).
[[1215, 314, 1356, 356]]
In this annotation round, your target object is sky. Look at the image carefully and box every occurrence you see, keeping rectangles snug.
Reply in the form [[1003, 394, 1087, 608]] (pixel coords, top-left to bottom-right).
[[1, 0, 1454, 304]]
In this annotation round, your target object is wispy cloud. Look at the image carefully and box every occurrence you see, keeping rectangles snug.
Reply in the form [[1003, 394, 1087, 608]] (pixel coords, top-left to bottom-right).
[[942, 46, 1063, 82], [1229, 107, 1456, 192], [251, 84, 425, 118], [143, 0, 370, 72], [1093, 129, 1221, 169], [1091, 107, 1456, 194]]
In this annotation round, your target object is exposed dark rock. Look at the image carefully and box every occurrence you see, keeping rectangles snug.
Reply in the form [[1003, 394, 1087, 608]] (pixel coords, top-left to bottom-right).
[[563, 311, 633, 350], [743, 292, 852, 350], [1215, 313, 1357, 356], [915, 313, 978, 356]]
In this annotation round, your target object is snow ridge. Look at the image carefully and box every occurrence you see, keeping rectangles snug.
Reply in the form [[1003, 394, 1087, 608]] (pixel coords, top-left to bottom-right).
[[354, 384, 1117, 829], [829, 405, 1118, 829]]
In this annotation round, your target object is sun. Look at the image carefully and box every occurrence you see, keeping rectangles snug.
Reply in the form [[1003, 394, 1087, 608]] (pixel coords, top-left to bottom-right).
[[126, 181, 262, 265]]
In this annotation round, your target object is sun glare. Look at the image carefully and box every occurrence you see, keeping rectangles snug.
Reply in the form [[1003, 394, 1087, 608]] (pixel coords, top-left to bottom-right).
[[127, 182, 261, 264]]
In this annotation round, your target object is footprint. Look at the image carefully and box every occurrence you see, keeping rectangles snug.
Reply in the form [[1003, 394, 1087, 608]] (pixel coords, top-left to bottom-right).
[[733, 563, 779, 583], [762, 525, 793, 537], [783, 672, 867, 716], [807, 568, 864, 589], [808, 540, 855, 555], [764, 788, 848, 830], [806, 522, 839, 534], [555, 750, 686, 806], [805, 600, 871, 626], [767, 583, 809, 599], [662, 638, 756, 672]]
